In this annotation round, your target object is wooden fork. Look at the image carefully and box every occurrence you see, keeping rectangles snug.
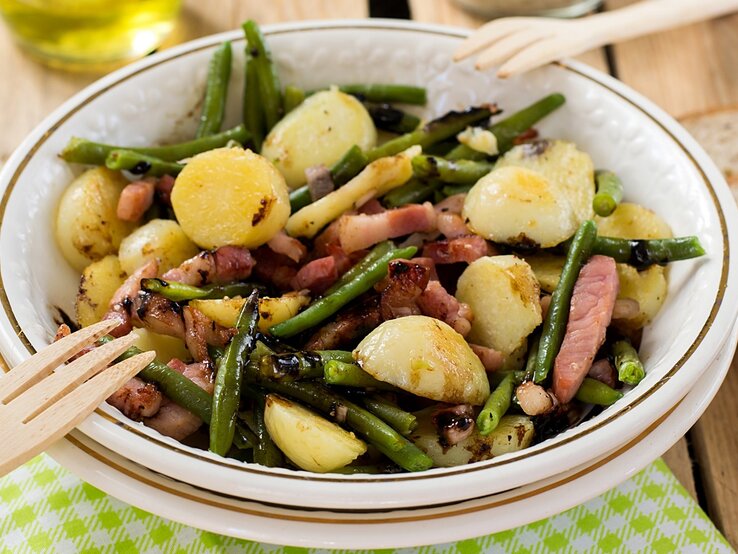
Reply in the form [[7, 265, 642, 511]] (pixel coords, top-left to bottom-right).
[[455, 0, 738, 78], [0, 320, 155, 477]]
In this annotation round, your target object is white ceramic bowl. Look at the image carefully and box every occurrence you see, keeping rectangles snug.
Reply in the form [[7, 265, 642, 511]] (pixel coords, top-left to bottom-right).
[[1, 20, 736, 511]]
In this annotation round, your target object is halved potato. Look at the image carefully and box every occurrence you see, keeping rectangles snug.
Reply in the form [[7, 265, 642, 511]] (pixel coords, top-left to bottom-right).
[[455, 256, 542, 356], [463, 166, 578, 247], [262, 89, 377, 189], [285, 146, 418, 238], [495, 139, 595, 225], [264, 394, 366, 472], [190, 291, 310, 333], [523, 252, 566, 293], [595, 202, 673, 240], [411, 409, 534, 467], [130, 328, 191, 364], [56, 167, 136, 271], [354, 316, 489, 405], [172, 147, 290, 249], [76, 255, 127, 327], [118, 219, 199, 275]]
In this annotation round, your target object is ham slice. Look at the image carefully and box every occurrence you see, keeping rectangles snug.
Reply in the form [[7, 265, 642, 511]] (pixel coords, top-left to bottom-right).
[[117, 178, 155, 221], [553, 255, 619, 403], [422, 235, 492, 265], [417, 280, 473, 337], [291, 256, 338, 294], [338, 203, 437, 253], [162, 245, 255, 286]]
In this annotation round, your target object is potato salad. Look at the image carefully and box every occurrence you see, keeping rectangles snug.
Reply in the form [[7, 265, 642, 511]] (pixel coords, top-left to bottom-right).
[[53, 20, 705, 474]]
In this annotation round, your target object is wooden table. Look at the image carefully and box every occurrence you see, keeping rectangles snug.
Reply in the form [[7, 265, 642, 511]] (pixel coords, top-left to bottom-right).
[[1, 0, 736, 546]]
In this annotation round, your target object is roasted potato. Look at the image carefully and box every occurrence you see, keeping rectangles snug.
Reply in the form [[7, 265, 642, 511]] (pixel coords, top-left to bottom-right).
[[75, 255, 127, 327], [495, 139, 595, 226], [596, 203, 673, 328], [262, 89, 377, 189], [172, 147, 290, 249], [56, 167, 136, 272], [117, 219, 199, 276], [463, 166, 578, 247], [411, 409, 535, 467], [264, 394, 366, 472], [285, 146, 418, 238], [190, 291, 310, 333], [130, 328, 191, 364], [354, 316, 489, 405], [523, 252, 566, 293], [456, 256, 542, 356]]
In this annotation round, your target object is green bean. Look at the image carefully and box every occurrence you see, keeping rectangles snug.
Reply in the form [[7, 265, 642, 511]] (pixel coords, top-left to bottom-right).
[[243, 20, 283, 132], [592, 170, 624, 217], [106, 341, 213, 423], [590, 236, 705, 270], [323, 361, 397, 390], [447, 93, 566, 161], [252, 393, 284, 467], [367, 107, 492, 163], [324, 241, 393, 295], [363, 395, 417, 436], [208, 345, 225, 365], [575, 377, 623, 406], [412, 155, 494, 185], [141, 278, 263, 302], [534, 220, 597, 384], [243, 376, 432, 472], [105, 150, 184, 176], [258, 351, 323, 381], [283, 85, 305, 113], [523, 332, 541, 382], [337, 84, 427, 105], [383, 178, 442, 208], [243, 50, 265, 150], [196, 41, 232, 138], [210, 290, 260, 456], [330, 465, 389, 474], [288, 145, 368, 212], [366, 103, 421, 134], [611, 340, 645, 385], [233, 421, 257, 450], [477, 373, 515, 435], [269, 246, 417, 338], [60, 125, 250, 165], [441, 184, 474, 197]]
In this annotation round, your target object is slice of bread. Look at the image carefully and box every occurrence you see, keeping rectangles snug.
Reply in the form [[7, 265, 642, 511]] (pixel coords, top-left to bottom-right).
[[680, 106, 738, 203]]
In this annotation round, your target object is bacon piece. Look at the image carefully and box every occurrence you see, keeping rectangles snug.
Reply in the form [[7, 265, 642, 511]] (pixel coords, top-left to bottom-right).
[[470, 344, 504, 372], [357, 198, 386, 215], [156, 174, 176, 206], [252, 246, 298, 291], [291, 256, 338, 295], [117, 178, 155, 222], [145, 359, 214, 441], [512, 128, 539, 145], [167, 358, 215, 394], [312, 219, 364, 276], [305, 298, 382, 350], [436, 213, 470, 239], [553, 255, 619, 404], [411, 257, 439, 280], [53, 324, 95, 360], [516, 382, 555, 416], [588, 358, 617, 389], [267, 230, 307, 263], [434, 193, 466, 215], [131, 292, 186, 339], [182, 306, 235, 362], [417, 280, 473, 337], [102, 260, 159, 337], [305, 164, 334, 202], [375, 259, 430, 320], [162, 245, 254, 286], [540, 295, 552, 319], [338, 202, 437, 253], [107, 377, 162, 421], [422, 235, 491, 265]]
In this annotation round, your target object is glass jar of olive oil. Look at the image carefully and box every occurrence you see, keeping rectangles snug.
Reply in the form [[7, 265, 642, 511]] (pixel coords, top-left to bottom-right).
[[0, 0, 181, 70]]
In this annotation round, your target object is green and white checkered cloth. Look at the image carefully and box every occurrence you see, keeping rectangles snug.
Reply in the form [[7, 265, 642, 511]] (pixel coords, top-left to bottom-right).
[[0, 455, 732, 553]]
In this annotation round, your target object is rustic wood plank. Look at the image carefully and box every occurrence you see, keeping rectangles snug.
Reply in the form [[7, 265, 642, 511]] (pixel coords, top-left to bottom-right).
[[407, 0, 609, 72]]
